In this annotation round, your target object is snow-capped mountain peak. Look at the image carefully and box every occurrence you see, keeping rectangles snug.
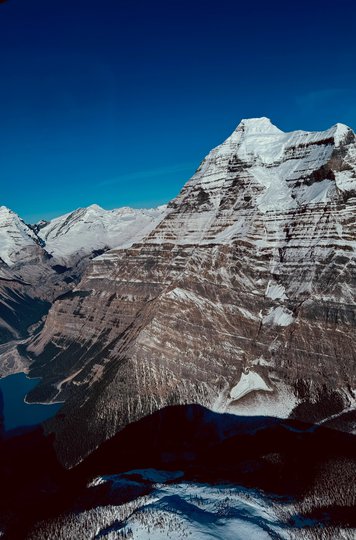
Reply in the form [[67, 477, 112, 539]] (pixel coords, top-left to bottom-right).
[[219, 118, 354, 166], [38, 204, 167, 264], [163, 118, 356, 230], [234, 117, 353, 145], [0, 202, 167, 268], [86, 203, 103, 211], [235, 116, 283, 135], [0, 206, 40, 266], [330, 122, 354, 146]]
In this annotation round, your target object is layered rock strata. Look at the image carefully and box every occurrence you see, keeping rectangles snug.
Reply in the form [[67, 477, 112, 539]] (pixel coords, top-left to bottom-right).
[[26, 118, 356, 465]]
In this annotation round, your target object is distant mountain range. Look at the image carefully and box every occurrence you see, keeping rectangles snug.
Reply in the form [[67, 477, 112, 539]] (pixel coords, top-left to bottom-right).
[[0, 203, 166, 370], [0, 203, 166, 267]]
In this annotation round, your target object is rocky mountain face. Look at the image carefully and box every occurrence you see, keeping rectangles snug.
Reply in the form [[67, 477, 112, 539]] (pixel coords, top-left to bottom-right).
[[0, 204, 166, 374], [0, 206, 55, 369], [25, 117, 356, 467]]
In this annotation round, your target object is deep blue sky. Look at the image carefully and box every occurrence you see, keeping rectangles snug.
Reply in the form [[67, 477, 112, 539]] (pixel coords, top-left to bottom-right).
[[1, 0, 356, 222]]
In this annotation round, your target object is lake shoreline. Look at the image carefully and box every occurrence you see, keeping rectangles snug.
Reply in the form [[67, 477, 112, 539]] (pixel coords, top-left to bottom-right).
[[0, 373, 62, 431]]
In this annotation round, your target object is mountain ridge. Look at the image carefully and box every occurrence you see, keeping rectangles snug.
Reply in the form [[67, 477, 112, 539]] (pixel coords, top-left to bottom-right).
[[37, 203, 167, 264], [19, 117, 356, 467], [0, 203, 167, 267]]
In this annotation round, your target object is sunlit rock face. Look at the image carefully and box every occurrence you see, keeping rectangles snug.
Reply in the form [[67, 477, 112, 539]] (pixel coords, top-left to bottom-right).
[[27, 118, 356, 466]]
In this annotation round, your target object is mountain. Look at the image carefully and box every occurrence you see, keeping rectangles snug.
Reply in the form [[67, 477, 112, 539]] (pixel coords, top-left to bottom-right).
[[25, 117, 356, 467], [0, 206, 54, 356], [0, 203, 166, 375], [38, 204, 167, 264], [0, 206, 43, 267]]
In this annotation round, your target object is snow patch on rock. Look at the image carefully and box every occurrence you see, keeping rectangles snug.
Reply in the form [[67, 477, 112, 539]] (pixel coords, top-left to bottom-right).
[[263, 306, 295, 327], [230, 370, 272, 401], [228, 379, 299, 419], [265, 282, 287, 301]]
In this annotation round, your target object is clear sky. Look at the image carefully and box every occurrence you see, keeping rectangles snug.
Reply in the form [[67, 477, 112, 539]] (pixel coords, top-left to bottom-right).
[[1, 0, 356, 222]]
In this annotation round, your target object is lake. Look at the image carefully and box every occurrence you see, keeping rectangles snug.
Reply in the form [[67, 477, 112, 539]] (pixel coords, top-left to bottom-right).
[[0, 373, 61, 432]]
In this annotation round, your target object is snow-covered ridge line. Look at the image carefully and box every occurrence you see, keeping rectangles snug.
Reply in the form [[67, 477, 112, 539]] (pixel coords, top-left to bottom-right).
[[38, 203, 167, 264], [0, 203, 167, 266], [145, 117, 356, 246]]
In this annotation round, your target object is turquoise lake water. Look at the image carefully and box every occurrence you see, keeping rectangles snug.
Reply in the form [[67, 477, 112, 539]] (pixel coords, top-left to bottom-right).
[[0, 373, 61, 431]]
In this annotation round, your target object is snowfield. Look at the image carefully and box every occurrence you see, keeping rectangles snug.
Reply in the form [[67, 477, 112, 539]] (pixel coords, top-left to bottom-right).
[[230, 370, 272, 401], [30, 471, 291, 539], [38, 204, 167, 264]]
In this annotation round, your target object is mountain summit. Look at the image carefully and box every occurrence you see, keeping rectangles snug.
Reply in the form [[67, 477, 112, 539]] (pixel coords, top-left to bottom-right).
[[235, 116, 283, 133], [0, 206, 41, 266]]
